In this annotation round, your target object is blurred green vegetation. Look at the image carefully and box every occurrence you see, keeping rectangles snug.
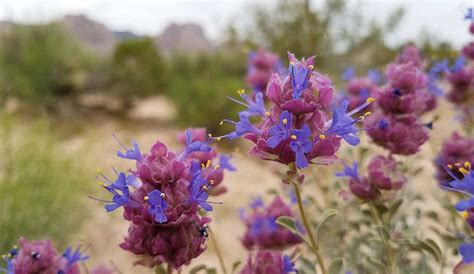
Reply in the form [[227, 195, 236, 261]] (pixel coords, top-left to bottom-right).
[[0, 114, 91, 251], [109, 38, 167, 98], [0, 23, 92, 108], [165, 50, 245, 134], [0, 0, 458, 130]]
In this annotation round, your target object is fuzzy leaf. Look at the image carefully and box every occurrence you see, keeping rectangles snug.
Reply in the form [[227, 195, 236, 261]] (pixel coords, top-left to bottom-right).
[[154, 265, 167, 274], [190, 265, 207, 274], [316, 208, 339, 240], [231, 261, 242, 273], [328, 257, 343, 274], [276, 216, 312, 247]]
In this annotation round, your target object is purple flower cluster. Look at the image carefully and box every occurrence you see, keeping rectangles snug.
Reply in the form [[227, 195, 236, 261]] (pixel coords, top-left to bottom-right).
[[435, 132, 474, 185], [240, 196, 302, 250], [246, 48, 286, 94], [365, 45, 434, 155], [0, 238, 99, 274], [441, 162, 474, 265], [337, 155, 407, 201], [222, 53, 372, 170], [97, 129, 233, 270], [239, 251, 297, 274]]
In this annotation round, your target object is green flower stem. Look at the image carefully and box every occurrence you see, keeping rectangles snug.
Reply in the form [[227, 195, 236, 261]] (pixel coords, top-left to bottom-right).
[[368, 203, 398, 274], [289, 164, 327, 274]]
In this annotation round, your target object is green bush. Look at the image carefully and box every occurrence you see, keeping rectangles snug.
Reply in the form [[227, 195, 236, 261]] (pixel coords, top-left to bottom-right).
[[0, 115, 91, 251], [166, 51, 245, 134], [110, 38, 167, 98], [0, 23, 91, 107]]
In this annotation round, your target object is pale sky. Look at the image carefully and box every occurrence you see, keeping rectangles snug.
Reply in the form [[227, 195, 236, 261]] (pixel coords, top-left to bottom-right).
[[0, 0, 472, 48]]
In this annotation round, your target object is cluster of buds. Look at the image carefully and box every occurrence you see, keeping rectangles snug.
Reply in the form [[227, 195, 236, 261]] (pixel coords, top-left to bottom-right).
[[364, 45, 435, 155], [462, 9, 474, 60], [95, 128, 234, 270], [1, 238, 112, 274], [239, 251, 297, 274], [220, 53, 372, 171], [240, 196, 302, 250], [246, 48, 286, 94], [337, 155, 407, 201]]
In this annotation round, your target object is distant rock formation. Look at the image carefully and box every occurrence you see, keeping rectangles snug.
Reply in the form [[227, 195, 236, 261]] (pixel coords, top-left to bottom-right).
[[0, 15, 213, 56], [61, 15, 117, 56], [156, 23, 213, 54]]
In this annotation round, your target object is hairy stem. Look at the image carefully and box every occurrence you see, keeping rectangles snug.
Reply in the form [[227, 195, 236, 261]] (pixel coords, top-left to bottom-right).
[[290, 166, 327, 274], [210, 231, 227, 274]]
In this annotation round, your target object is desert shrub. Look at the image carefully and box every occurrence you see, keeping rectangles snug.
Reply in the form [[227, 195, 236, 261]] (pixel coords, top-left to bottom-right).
[[0, 23, 91, 107], [166, 50, 245, 134], [0, 115, 91, 251], [109, 38, 167, 98]]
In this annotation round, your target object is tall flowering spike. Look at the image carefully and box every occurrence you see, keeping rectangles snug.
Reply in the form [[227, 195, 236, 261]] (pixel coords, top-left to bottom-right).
[[114, 135, 142, 161], [267, 111, 292, 148], [325, 99, 362, 146], [240, 196, 302, 250], [146, 190, 168, 223], [11, 239, 67, 274], [97, 128, 231, 269], [290, 125, 313, 168], [229, 90, 266, 117], [289, 57, 311, 99]]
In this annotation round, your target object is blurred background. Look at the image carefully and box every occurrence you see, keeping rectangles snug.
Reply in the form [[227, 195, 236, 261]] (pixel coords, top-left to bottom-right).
[[0, 0, 471, 273]]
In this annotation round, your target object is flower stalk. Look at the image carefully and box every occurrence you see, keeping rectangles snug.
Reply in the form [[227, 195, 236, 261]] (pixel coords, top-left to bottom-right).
[[289, 163, 327, 274]]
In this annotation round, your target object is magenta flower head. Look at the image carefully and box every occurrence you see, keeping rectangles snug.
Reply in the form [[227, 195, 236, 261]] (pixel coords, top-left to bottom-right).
[[246, 48, 286, 94], [365, 114, 429, 155], [396, 45, 424, 67], [435, 132, 474, 185], [239, 251, 297, 274], [385, 62, 427, 91], [240, 196, 302, 250], [444, 57, 474, 105], [336, 162, 378, 201], [96, 130, 233, 270], [367, 155, 406, 190], [463, 42, 474, 60], [3, 238, 88, 274], [220, 53, 373, 171]]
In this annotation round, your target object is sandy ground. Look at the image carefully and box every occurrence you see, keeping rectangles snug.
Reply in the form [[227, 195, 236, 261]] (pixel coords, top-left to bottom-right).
[[64, 96, 463, 274]]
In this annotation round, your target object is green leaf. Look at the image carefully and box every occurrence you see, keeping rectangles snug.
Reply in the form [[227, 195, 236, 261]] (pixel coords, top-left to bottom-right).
[[367, 256, 385, 269], [154, 265, 167, 274], [206, 267, 217, 274], [328, 257, 343, 274], [276, 216, 312, 247], [231, 261, 242, 273], [190, 264, 207, 274], [419, 238, 443, 261], [315, 208, 339, 240], [299, 256, 317, 273], [386, 199, 403, 221]]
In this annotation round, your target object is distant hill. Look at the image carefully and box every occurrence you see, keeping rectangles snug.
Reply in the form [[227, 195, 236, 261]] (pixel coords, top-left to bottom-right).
[[61, 15, 117, 56], [0, 15, 213, 56], [112, 31, 142, 40], [156, 23, 213, 54]]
